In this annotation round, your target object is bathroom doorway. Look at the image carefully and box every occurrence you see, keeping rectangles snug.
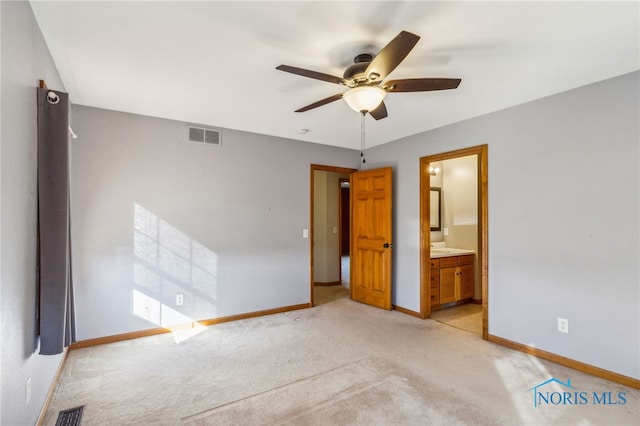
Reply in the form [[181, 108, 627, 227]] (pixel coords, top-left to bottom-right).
[[420, 145, 488, 339]]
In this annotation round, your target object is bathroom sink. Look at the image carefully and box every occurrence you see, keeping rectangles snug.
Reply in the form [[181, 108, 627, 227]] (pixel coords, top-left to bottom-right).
[[430, 247, 476, 257]]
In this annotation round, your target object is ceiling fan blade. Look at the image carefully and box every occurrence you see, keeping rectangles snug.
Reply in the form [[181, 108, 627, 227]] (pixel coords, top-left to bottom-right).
[[385, 78, 461, 92], [364, 31, 420, 82], [369, 101, 388, 120], [295, 93, 344, 112], [276, 65, 345, 85]]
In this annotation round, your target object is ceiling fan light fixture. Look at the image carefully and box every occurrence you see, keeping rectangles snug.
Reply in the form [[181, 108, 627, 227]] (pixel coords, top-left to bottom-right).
[[277, 31, 460, 119], [343, 86, 386, 113]]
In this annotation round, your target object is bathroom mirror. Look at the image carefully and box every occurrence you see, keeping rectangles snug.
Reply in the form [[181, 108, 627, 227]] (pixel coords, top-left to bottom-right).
[[430, 187, 441, 231]]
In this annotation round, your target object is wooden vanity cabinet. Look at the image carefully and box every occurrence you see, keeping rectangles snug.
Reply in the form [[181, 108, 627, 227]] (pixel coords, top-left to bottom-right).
[[430, 254, 474, 308], [457, 264, 474, 300]]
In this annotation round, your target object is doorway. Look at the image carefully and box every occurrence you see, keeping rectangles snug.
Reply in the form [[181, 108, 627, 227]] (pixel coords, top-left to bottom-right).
[[420, 145, 488, 339], [310, 165, 356, 306], [339, 179, 350, 288]]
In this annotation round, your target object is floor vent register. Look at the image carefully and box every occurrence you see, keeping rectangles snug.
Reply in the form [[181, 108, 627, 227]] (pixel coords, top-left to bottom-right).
[[55, 405, 84, 426]]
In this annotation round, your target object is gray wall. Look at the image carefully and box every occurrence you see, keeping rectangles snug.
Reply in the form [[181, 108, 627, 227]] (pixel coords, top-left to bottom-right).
[[313, 171, 348, 284], [364, 71, 640, 379], [429, 161, 444, 242], [0, 2, 67, 424], [70, 105, 359, 340], [313, 170, 329, 282]]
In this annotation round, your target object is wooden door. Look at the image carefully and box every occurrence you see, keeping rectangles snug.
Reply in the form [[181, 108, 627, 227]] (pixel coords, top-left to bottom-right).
[[350, 167, 393, 310]]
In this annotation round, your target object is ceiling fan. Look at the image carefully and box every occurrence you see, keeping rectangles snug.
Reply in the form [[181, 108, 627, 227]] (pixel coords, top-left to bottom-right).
[[276, 31, 461, 120]]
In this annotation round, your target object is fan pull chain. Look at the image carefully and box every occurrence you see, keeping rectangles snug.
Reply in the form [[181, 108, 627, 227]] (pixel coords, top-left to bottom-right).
[[360, 112, 366, 165]]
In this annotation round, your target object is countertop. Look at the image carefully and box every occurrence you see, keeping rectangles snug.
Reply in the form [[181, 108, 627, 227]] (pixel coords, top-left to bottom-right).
[[430, 248, 475, 259]]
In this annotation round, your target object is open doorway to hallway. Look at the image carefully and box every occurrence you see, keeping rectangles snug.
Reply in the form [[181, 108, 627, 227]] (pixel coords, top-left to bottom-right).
[[310, 165, 356, 306], [339, 178, 350, 288], [420, 146, 488, 339]]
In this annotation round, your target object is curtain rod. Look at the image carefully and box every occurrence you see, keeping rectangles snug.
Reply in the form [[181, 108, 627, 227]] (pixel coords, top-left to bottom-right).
[[40, 80, 77, 139]]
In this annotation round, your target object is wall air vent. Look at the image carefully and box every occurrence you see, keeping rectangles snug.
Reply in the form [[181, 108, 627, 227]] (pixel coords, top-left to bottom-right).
[[187, 125, 222, 147]]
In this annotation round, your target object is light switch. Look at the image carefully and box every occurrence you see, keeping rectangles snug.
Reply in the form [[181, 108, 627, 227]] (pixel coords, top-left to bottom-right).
[[332, 226, 337, 234], [444, 227, 449, 236], [302, 229, 309, 239]]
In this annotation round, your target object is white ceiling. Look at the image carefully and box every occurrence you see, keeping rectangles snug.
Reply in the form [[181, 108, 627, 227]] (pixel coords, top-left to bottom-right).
[[30, 1, 639, 150]]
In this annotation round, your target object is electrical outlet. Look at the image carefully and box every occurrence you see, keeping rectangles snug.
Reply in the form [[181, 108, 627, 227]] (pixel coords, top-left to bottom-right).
[[26, 377, 32, 404], [558, 317, 569, 333], [176, 294, 184, 306]]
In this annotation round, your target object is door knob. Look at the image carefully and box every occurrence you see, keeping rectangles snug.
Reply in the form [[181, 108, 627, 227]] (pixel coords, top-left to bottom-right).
[[383, 243, 392, 248]]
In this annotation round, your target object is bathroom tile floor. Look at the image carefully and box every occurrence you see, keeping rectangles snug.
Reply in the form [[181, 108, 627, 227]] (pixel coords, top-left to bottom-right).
[[431, 303, 482, 335]]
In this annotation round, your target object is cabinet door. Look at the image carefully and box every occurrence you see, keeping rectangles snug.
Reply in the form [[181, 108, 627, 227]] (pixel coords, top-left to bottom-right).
[[440, 267, 457, 304], [458, 264, 474, 300]]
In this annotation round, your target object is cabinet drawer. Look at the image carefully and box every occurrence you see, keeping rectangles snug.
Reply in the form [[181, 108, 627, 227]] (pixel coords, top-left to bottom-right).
[[430, 268, 440, 306], [430, 269, 440, 285], [430, 259, 439, 269], [430, 289, 440, 305], [439, 257, 458, 268], [457, 255, 474, 266]]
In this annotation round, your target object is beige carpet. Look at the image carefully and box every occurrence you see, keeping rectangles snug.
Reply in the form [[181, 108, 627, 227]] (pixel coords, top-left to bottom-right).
[[182, 358, 448, 425], [43, 296, 639, 425]]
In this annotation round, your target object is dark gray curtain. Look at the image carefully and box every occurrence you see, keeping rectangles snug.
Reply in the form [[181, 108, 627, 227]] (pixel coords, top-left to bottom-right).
[[37, 87, 76, 355]]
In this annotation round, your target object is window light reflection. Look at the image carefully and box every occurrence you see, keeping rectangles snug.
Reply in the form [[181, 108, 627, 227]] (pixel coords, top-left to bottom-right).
[[132, 203, 218, 343]]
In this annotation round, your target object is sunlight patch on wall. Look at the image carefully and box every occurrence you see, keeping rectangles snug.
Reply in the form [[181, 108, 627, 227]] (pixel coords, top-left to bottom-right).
[[132, 203, 218, 342], [132, 289, 187, 325], [132, 289, 206, 343]]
